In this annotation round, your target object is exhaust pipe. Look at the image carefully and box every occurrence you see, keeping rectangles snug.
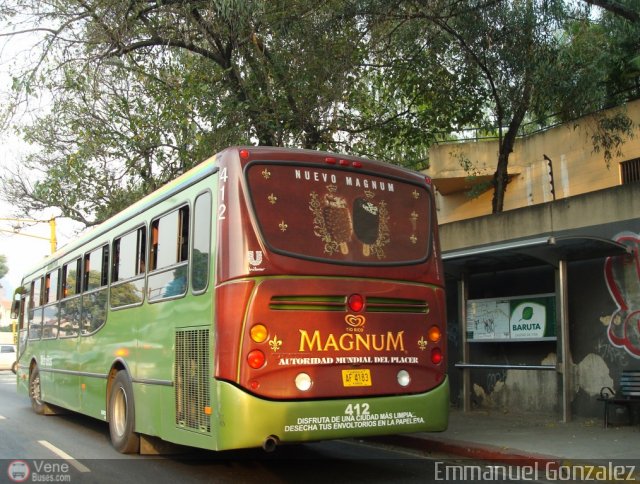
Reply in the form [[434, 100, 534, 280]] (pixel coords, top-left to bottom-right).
[[262, 435, 279, 453]]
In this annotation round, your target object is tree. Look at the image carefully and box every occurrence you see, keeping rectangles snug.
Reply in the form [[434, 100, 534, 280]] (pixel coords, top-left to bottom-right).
[[0, 254, 8, 281], [582, 0, 640, 23], [340, 1, 488, 169], [401, 0, 636, 213], [1, 0, 370, 225], [1, 0, 637, 221]]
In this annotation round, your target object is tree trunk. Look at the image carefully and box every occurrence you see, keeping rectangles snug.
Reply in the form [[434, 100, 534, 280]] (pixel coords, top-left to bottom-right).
[[491, 120, 521, 213]]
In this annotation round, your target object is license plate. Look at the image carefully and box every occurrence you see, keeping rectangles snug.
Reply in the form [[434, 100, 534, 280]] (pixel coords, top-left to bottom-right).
[[342, 369, 372, 387]]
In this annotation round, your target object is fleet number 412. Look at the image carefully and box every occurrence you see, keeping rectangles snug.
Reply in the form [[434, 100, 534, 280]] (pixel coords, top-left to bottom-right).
[[345, 403, 370, 416]]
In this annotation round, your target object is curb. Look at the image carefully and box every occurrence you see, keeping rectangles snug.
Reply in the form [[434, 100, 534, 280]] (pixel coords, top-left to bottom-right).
[[367, 434, 560, 467]]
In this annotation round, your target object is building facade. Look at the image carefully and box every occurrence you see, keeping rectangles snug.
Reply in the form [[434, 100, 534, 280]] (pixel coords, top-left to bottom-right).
[[428, 99, 640, 421]]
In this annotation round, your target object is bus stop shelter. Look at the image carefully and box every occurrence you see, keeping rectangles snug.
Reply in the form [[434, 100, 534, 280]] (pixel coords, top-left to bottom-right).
[[443, 235, 630, 422]]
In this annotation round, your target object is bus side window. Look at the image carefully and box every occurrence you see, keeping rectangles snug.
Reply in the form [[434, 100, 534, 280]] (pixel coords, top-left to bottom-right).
[[148, 205, 189, 300], [150, 222, 159, 271], [111, 228, 146, 308], [81, 245, 109, 334], [192, 191, 212, 293], [60, 258, 82, 338], [137, 226, 147, 274], [178, 206, 189, 263], [42, 269, 60, 339], [62, 258, 81, 298], [28, 278, 43, 340]]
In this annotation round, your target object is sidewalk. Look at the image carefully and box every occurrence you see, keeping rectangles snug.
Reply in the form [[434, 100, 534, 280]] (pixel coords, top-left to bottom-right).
[[375, 408, 640, 465]]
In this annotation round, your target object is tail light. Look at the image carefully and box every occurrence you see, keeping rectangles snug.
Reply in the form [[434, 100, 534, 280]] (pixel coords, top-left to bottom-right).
[[247, 350, 265, 369], [431, 347, 443, 365], [347, 294, 364, 312]]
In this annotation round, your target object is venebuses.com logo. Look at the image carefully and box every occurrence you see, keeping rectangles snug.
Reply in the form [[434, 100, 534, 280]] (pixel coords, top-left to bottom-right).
[[7, 461, 30, 482], [6, 459, 72, 482]]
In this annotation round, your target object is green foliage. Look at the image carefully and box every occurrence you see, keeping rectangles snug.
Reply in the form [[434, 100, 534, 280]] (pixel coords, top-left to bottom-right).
[[0, 0, 638, 222], [0, 254, 8, 280]]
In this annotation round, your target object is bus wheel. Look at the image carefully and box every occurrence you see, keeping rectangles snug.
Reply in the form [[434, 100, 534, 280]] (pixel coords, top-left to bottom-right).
[[108, 371, 140, 454], [29, 366, 46, 415]]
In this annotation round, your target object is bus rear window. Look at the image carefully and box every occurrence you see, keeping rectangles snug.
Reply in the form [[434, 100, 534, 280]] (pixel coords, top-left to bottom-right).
[[246, 163, 431, 265]]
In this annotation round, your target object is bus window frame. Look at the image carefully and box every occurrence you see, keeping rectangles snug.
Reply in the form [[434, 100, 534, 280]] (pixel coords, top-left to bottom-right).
[[80, 243, 110, 336], [62, 258, 82, 299], [190, 190, 212, 296], [110, 224, 147, 311], [41, 268, 61, 340], [59, 257, 83, 339], [148, 203, 190, 303], [27, 277, 44, 341]]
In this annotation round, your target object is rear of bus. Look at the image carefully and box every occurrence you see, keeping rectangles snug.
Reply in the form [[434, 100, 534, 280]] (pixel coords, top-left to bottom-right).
[[211, 147, 448, 451]]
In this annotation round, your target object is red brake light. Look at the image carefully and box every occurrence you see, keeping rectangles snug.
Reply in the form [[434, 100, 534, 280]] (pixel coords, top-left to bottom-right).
[[352, 161, 363, 168], [431, 347, 443, 365], [239, 149, 250, 159], [325, 157, 337, 164], [339, 159, 349, 166], [247, 350, 265, 369], [348, 294, 364, 312]]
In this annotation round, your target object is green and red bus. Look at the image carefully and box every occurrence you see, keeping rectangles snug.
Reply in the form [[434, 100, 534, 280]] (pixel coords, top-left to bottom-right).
[[12, 146, 448, 453]]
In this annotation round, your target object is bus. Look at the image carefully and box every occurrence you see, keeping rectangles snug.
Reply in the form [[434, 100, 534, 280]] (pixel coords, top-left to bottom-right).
[[12, 146, 448, 453]]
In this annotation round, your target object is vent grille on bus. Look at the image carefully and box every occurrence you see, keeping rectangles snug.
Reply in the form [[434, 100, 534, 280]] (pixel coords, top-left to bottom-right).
[[269, 295, 345, 311], [175, 328, 211, 434], [367, 297, 429, 313], [269, 296, 428, 314]]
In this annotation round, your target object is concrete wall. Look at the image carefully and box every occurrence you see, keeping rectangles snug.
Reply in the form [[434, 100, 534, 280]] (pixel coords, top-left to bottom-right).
[[429, 99, 640, 224], [441, 183, 640, 252]]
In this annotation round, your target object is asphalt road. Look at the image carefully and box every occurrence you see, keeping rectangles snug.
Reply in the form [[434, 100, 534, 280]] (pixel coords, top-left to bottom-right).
[[0, 371, 544, 483]]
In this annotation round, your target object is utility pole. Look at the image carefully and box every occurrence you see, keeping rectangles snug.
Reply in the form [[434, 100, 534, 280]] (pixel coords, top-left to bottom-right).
[[0, 217, 57, 253], [0, 217, 56, 345]]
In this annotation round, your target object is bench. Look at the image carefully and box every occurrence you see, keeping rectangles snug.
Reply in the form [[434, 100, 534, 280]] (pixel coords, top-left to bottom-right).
[[599, 370, 640, 428]]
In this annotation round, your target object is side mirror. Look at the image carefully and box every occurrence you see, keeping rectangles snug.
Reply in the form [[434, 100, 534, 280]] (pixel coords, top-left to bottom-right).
[[10, 299, 20, 320], [10, 287, 25, 319]]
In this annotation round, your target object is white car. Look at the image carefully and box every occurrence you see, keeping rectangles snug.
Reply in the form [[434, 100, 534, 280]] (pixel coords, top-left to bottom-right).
[[0, 344, 17, 373]]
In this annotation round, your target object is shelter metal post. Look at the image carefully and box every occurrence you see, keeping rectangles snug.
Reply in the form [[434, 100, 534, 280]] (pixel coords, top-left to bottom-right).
[[557, 259, 572, 423], [459, 273, 471, 412]]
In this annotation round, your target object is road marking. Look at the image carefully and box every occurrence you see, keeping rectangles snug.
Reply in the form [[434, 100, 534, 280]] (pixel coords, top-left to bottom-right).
[[38, 440, 91, 473], [0, 415, 6, 420]]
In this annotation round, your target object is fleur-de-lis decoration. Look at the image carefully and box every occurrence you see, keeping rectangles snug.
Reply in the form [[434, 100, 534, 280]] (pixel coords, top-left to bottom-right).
[[410, 234, 418, 245], [262, 168, 271, 180], [268, 193, 278, 205], [410, 211, 419, 231], [418, 336, 428, 351], [412, 190, 420, 200], [279, 220, 288, 232], [269, 335, 282, 352]]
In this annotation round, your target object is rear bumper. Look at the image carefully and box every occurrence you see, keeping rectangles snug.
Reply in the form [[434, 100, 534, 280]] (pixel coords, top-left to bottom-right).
[[214, 376, 449, 450]]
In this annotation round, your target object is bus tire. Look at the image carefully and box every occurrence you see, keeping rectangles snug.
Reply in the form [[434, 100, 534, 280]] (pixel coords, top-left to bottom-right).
[[29, 366, 46, 415], [108, 371, 140, 454]]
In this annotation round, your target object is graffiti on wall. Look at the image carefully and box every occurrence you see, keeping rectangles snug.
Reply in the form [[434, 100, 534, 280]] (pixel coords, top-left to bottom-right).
[[604, 232, 640, 358]]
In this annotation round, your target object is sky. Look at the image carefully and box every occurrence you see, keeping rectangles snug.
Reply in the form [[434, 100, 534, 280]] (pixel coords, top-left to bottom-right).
[[0, 18, 84, 297], [0, 143, 83, 296]]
